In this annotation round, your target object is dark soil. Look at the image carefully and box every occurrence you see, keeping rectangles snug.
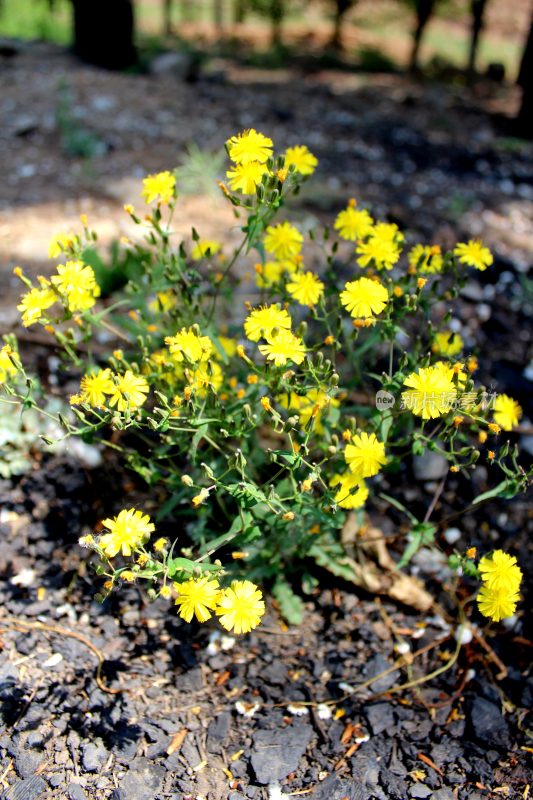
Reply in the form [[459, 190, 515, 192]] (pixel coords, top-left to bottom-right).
[[0, 458, 531, 800]]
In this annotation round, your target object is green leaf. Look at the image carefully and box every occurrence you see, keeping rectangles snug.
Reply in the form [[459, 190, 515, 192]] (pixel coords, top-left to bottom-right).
[[379, 492, 418, 524], [397, 522, 436, 568], [191, 423, 208, 460], [226, 481, 268, 509], [472, 479, 521, 505], [309, 541, 357, 582], [272, 579, 305, 625]]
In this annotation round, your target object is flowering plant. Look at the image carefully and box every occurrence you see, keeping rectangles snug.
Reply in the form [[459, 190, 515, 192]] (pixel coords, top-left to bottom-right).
[[2, 129, 529, 631]]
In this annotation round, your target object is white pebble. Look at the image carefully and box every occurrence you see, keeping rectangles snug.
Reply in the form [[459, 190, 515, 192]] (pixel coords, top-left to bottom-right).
[[443, 527, 461, 545], [42, 653, 63, 668], [10, 568, 36, 587], [317, 703, 332, 720], [455, 625, 473, 645], [287, 703, 309, 716], [235, 701, 260, 717], [395, 641, 411, 655]]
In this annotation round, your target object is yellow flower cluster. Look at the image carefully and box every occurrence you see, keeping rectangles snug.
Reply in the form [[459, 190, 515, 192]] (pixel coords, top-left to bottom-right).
[[71, 369, 149, 412], [331, 432, 386, 510], [142, 171, 176, 205], [476, 550, 522, 622], [99, 508, 155, 558], [225, 130, 317, 195], [16, 261, 100, 326], [174, 576, 265, 634], [244, 304, 306, 366]]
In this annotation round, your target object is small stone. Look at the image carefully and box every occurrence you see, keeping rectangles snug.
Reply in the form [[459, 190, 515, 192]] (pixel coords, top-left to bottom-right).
[[251, 722, 313, 784], [115, 757, 165, 800], [413, 451, 448, 481], [467, 696, 510, 748], [68, 785, 88, 800], [410, 784, 433, 798], [364, 702, 395, 736], [81, 742, 107, 772], [365, 654, 400, 693], [4, 775, 48, 800]]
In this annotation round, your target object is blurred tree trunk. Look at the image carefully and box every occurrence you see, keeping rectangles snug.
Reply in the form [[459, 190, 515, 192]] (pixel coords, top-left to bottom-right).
[[468, 0, 487, 74], [214, 0, 224, 34], [234, 0, 248, 23], [163, 0, 173, 35], [181, 0, 194, 21], [516, 15, 533, 138], [71, 0, 137, 70], [271, 0, 284, 46], [409, 0, 436, 71], [330, 0, 354, 51]]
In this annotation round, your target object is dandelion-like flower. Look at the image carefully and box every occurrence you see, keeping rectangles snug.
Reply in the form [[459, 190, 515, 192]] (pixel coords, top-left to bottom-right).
[[108, 371, 149, 412], [334, 205, 374, 241], [51, 260, 100, 312], [76, 368, 115, 408], [99, 508, 155, 557], [48, 232, 76, 259], [191, 240, 221, 260], [402, 365, 456, 419], [259, 329, 306, 366], [165, 328, 214, 363], [477, 584, 519, 622], [454, 240, 493, 271], [17, 287, 57, 326], [226, 129, 273, 165], [478, 550, 523, 592], [344, 432, 386, 478], [492, 394, 522, 431], [141, 171, 176, 204], [330, 473, 369, 509], [433, 331, 464, 358], [244, 304, 292, 342], [216, 580, 265, 634], [356, 236, 401, 271], [286, 271, 324, 306], [284, 145, 318, 176], [340, 277, 388, 319], [174, 576, 221, 623], [408, 244, 443, 274], [0, 345, 17, 383], [187, 360, 223, 395], [226, 162, 266, 194], [264, 222, 303, 260]]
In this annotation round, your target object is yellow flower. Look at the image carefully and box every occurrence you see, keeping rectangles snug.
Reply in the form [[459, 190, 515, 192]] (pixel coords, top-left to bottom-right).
[[77, 368, 115, 408], [0, 345, 18, 383], [141, 171, 176, 204], [218, 336, 238, 358], [226, 129, 273, 165], [492, 394, 522, 431], [488, 422, 501, 435], [17, 286, 57, 326], [256, 259, 298, 288], [191, 240, 221, 260], [192, 488, 211, 507], [402, 365, 456, 419], [344, 432, 386, 478], [187, 360, 223, 395], [334, 205, 374, 241], [149, 291, 175, 313], [264, 222, 303, 260], [165, 328, 214, 363], [408, 244, 443, 274], [454, 240, 493, 271], [356, 236, 401, 271], [286, 271, 324, 306], [340, 276, 388, 319], [51, 260, 100, 312], [284, 145, 318, 176], [478, 550, 522, 593], [433, 331, 464, 357], [108, 371, 149, 412], [215, 580, 265, 634], [259, 330, 306, 366], [226, 161, 266, 194], [477, 584, 519, 622], [278, 388, 337, 431], [48, 232, 76, 259], [330, 473, 369, 509], [244, 304, 292, 342], [99, 508, 155, 557], [174, 576, 221, 623]]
